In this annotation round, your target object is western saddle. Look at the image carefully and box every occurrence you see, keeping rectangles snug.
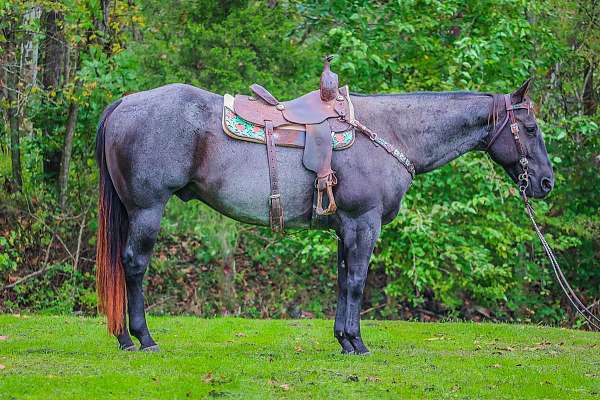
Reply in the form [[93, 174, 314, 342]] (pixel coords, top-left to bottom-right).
[[224, 56, 354, 232]]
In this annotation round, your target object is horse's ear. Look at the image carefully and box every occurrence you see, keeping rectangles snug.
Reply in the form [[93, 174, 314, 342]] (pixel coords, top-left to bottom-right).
[[511, 78, 533, 103]]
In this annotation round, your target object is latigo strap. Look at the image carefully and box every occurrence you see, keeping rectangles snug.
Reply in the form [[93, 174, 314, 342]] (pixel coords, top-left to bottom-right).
[[264, 120, 284, 232]]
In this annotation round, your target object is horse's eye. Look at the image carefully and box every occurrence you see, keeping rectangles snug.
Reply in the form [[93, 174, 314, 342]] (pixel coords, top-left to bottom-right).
[[524, 123, 537, 135]]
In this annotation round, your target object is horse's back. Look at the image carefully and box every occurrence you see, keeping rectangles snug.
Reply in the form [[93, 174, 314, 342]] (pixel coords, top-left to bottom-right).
[[103, 84, 222, 210]]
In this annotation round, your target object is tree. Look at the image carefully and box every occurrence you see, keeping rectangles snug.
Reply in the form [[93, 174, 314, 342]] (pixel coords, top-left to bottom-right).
[[40, 7, 66, 184]]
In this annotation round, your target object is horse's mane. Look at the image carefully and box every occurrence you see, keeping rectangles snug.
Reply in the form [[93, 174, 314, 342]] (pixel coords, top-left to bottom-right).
[[350, 91, 494, 98], [488, 93, 534, 131], [488, 93, 504, 131], [351, 90, 503, 128]]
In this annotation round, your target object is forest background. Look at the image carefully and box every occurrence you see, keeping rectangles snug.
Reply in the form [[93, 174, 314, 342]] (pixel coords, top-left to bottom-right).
[[1, 0, 598, 328]]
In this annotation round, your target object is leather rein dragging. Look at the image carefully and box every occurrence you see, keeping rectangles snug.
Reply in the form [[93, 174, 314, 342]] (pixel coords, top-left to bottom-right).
[[488, 94, 600, 330]]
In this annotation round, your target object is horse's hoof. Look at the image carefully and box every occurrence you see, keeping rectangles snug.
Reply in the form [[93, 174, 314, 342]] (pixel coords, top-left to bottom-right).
[[120, 344, 138, 352], [349, 337, 370, 355], [141, 344, 160, 352]]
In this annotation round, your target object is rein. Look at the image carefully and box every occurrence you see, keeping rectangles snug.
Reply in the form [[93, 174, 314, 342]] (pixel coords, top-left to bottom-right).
[[491, 94, 600, 330]]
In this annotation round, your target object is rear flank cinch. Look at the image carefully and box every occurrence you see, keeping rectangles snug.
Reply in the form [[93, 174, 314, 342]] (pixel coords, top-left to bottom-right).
[[95, 99, 128, 335]]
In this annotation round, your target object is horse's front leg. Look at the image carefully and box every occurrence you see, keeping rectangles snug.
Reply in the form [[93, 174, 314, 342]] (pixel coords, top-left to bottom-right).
[[334, 238, 355, 354], [338, 209, 381, 355]]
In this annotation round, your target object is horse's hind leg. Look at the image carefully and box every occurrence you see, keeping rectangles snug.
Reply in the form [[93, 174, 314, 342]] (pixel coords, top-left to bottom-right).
[[122, 204, 165, 351], [116, 311, 137, 351]]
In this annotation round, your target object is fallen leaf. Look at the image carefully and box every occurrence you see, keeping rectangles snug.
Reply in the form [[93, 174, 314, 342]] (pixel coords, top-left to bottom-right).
[[294, 345, 303, 353], [474, 306, 492, 318], [534, 341, 551, 350], [203, 372, 213, 384], [496, 346, 514, 352]]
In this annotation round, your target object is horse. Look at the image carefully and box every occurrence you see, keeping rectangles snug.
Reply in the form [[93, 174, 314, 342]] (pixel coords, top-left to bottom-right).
[[95, 78, 554, 353]]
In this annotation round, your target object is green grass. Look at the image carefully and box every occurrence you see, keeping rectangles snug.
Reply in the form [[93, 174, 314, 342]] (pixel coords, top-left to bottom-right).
[[0, 315, 598, 399]]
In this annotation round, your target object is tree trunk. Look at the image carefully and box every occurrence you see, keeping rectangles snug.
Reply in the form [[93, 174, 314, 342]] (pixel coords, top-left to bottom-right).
[[127, 0, 143, 41], [583, 63, 596, 116], [3, 25, 23, 190], [7, 54, 23, 190], [58, 93, 80, 209], [41, 9, 66, 184], [22, 6, 42, 88], [41, 10, 65, 89], [101, 0, 111, 33]]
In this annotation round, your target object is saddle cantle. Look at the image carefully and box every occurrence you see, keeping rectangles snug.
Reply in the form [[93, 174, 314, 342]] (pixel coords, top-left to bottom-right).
[[222, 56, 355, 232]]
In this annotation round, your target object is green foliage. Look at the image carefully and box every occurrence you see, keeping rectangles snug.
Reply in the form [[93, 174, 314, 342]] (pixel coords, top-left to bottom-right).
[[1, 0, 598, 326]]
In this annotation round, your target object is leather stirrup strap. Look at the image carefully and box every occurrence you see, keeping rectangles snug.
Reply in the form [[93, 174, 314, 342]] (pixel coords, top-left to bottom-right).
[[315, 172, 337, 216], [264, 120, 284, 232]]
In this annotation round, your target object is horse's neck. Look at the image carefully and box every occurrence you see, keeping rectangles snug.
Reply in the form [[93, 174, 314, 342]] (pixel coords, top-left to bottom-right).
[[353, 93, 492, 174]]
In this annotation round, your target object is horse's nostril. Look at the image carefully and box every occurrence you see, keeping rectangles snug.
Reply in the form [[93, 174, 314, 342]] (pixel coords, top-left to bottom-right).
[[541, 177, 553, 192]]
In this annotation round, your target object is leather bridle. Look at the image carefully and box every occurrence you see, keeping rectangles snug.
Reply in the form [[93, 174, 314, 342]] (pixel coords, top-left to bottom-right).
[[486, 94, 532, 195], [487, 93, 600, 330]]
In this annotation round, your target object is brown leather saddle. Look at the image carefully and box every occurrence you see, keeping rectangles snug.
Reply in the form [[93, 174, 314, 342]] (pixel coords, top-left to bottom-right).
[[223, 56, 354, 232]]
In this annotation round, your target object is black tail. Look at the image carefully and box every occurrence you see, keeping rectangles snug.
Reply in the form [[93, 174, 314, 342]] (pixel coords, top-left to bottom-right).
[[95, 99, 129, 334]]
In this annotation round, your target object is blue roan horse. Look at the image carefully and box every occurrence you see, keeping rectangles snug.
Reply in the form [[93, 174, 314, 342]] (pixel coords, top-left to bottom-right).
[[95, 78, 553, 354]]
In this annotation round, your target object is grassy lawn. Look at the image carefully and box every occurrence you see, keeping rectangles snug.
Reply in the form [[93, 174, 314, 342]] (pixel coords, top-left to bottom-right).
[[0, 315, 598, 399]]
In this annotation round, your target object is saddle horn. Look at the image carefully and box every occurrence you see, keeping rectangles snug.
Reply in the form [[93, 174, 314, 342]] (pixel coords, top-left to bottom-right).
[[320, 55, 339, 102]]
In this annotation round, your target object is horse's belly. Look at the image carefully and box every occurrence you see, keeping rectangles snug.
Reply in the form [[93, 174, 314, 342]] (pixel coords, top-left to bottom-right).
[[191, 143, 316, 229]]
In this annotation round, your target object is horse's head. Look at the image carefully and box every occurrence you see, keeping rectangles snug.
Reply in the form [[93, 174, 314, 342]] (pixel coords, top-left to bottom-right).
[[485, 79, 554, 199]]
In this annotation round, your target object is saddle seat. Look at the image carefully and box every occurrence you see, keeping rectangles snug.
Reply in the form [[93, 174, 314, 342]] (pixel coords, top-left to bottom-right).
[[236, 85, 350, 126], [221, 56, 354, 232], [232, 87, 353, 138]]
